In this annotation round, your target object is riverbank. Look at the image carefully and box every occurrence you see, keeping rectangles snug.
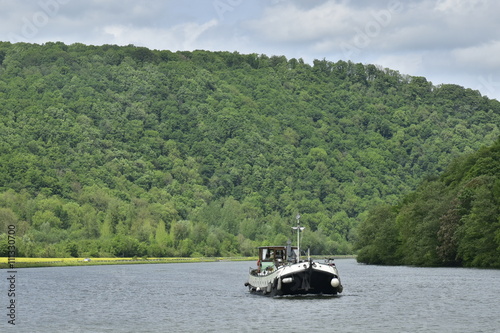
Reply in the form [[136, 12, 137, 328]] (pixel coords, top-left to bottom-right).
[[0, 256, 256, 268], [0, 255, 356, 268]]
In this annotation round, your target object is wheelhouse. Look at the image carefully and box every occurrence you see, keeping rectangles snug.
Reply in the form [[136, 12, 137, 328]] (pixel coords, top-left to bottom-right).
[[258, 245, 298, 270]]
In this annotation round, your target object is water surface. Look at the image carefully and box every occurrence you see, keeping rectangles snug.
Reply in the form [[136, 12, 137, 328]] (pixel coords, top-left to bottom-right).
[[2, 259, 499, 332]]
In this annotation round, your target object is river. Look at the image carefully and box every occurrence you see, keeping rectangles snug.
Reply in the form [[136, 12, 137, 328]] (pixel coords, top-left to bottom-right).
[[2, 259, 499, 332]]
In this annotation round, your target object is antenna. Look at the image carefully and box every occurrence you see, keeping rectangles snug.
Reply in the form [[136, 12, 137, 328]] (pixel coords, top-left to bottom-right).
[[291, 213, 305, 262]]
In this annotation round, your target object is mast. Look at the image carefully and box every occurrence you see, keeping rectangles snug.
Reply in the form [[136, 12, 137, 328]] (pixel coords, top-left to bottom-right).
[[292, 213, 305, 262]]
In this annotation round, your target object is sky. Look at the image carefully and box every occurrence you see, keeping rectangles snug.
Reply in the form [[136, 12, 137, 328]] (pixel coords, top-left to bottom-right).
[[1, 0, 500, 101]]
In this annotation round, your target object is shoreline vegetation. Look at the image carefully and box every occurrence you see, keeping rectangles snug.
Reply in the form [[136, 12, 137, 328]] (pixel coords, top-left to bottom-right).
[[0, 255, 356, 269]]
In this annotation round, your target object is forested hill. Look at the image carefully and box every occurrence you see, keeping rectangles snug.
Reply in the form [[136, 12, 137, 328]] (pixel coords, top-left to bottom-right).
[[0, 41, 499, 259], [356, 138, 500, 268]]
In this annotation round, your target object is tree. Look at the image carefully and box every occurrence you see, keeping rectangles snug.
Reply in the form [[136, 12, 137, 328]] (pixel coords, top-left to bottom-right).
[[356, 205, 400, 265], [0, 208, 18, 233], [457, 181, 500, 267]]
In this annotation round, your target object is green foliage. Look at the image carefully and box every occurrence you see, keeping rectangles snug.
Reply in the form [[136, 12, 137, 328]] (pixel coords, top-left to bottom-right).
[[0, 42, 500, 259], [357, 139, 500, 268], [356, 205, 400, 265]]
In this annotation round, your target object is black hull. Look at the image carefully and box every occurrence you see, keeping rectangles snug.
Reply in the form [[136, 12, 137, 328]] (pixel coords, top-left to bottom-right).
[[279, 270, 342, 296], [248, 268, 343, 297]]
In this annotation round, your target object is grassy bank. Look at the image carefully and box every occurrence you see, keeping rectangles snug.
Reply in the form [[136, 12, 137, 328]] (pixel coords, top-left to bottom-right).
[[0, 256, 258, 269], [0, 255, 355, 269]]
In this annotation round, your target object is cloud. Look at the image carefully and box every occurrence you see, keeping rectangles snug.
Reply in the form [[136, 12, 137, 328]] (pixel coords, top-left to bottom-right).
[[245, 0, 500, 54], [0, 0, 222, 50], [100, 19, 219, 50], [245, 0, 354, 43], [373, 53, 424, 75], [452, 41, 500, 69], [434, 0, 486, 12]]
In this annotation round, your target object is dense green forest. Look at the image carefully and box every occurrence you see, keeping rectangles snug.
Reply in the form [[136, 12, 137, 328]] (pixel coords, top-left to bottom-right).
[[356, 138, 500, 268], [0, 41, 499, 260]]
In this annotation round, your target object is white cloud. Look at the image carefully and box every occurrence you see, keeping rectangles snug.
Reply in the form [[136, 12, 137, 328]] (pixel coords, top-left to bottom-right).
[[373, 53, 424, 76], [100, 19, 219, 50], [245, 0, 354, 43], [434, 0, 486, 12], [245, 0, 500, 55], [452, 41, 500, 69]]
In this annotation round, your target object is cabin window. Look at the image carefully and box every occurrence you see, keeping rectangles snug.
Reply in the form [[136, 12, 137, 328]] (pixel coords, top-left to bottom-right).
[[275, 250, 284, 260]]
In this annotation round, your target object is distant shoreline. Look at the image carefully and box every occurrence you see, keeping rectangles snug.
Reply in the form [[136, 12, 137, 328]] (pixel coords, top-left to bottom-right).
[[0, 255, 356, 269]]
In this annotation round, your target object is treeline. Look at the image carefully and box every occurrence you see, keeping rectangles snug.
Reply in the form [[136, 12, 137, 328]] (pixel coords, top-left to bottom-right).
[[356, 138, 500, 268], [0, 41, 499, 258]]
